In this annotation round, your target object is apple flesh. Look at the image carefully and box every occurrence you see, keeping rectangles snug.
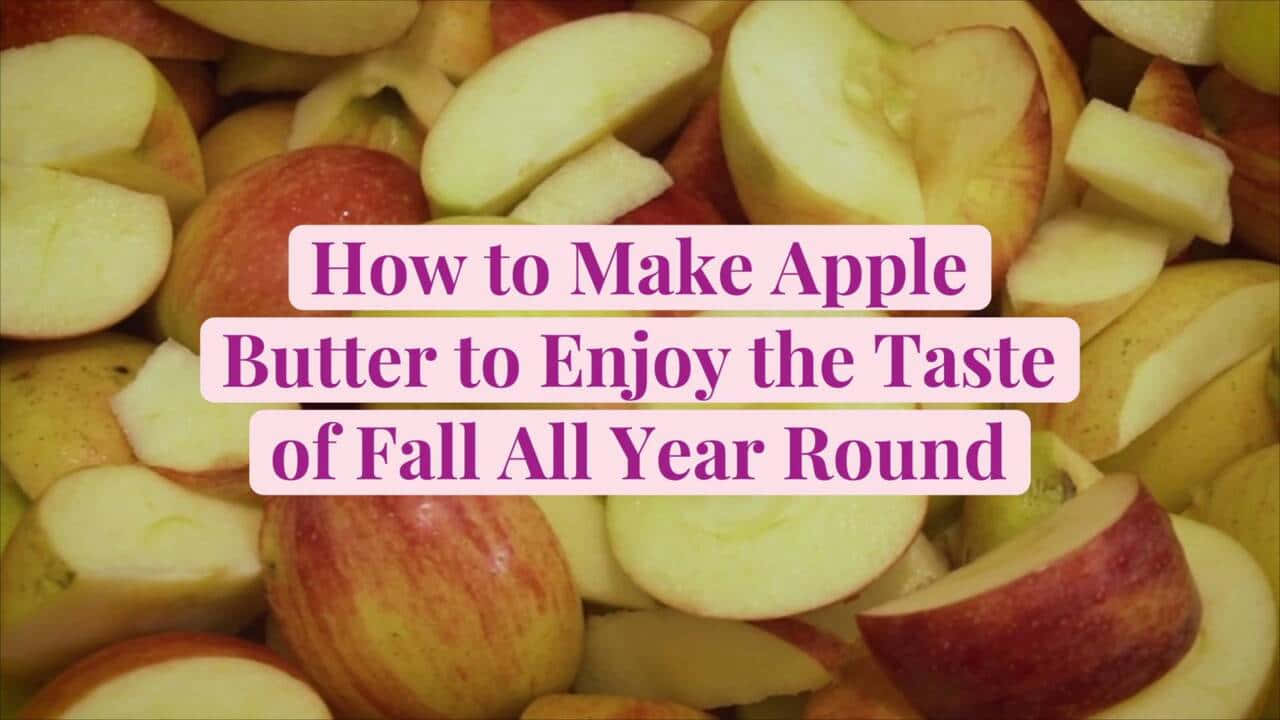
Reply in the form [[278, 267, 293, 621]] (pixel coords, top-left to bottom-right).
[[522, 694, 711, 720], [1077, 0, 1218, 65], [19, 632, 331, 720], [0, 465, 264, 678], [858, 476, 1200, 720], [511, 136, 673, 224], [0, 0, 227, 60], [155, 0, 420, 56], [395, 0, 494, 83], [199, 101, 295, 188], [531, 495, 656, 609], [0, 164, 171, 340], [215, 43, 348, 96], [261, 495, 583, 719]]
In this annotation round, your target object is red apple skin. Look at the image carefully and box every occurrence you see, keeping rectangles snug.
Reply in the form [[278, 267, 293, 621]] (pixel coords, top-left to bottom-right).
[[615, 187, 725, 224], [19, 632, 322, 719], [856, 485, 1201, 720], [0, 0, 226, 59], [663, 96, 747, 224], [490, 0, 628, 51], [154, 60, 220, 134], [154, 146, 428, 352], [261, 495, 584, 720], [522, 694, 713, 720]]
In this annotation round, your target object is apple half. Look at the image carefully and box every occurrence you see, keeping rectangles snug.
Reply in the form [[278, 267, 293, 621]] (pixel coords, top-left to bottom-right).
[[510, 136, 673, 224], [857, 475, 1200, 720]]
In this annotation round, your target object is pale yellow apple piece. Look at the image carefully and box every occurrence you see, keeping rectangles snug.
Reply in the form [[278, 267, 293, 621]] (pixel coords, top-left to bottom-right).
[[531, 496, 655, 610], [720, 0, 922, 224], [0, 465, 264, 678], [216, 43, 349, 96], [1066, 100, 1233, 245], [1026, 260, 1279, 461], [405, 0, 493, 82], [155, 0, 421, 57], [1092, 515, 1278, 719], [0, 165, 171, 340], [1079, 189, 1193, 261], [575, 607, 832, 708], [510, 136, 672, 225], [200, 101, 295, 188], [422, 12, 710, 217], [1078, 0, 1218, 66], [1005, 209, 1169, 343]]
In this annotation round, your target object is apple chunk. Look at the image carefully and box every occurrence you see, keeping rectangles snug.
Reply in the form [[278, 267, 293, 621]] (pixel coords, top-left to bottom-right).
[[511, 136, 673, 224], [1078, 0, 1217, 65], [0, 164, 171, 340], [0, 465, 264, 678], [422, 12, 711, 217], [607, 495, 926, 619], [858, 476, 1200, 720], [531, 495, 656, 609], [19, 633, 331, 720]]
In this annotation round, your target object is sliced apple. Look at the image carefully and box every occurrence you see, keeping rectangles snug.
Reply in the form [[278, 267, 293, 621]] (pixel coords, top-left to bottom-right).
[[1079, 189, 1194, 262], [1004, 209, 1169, 343], [423, 12, 711, 217], [1066, 100, 1233, 245], [154, 60, 218, 135], [489, 0, 628, 51], [532, 496, 655, 609], [661, 96, 746, 223], [858, 476, 1200, 720], [0, 465, 264, 678], [19, 633, 331, 720], [803, 653, 922, 720], [0, 0, 228, 60], [510, 136, 672, 224], [1129, 57, 1203, 137], [401, 0, 494, 82], [606, 495, 926, 619], [634, 1, 747, 98], [523, 694, 711, 720], [1024, 260, 1279, 460], [1078, 0, 1218, 65], [0, 164, 171, 340], [615, 186, 726, 225], [200, 101, 295, 188], [215, 43, 349, 96]]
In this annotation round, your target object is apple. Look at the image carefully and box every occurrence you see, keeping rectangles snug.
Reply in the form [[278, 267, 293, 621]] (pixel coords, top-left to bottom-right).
[[0, 333, 154, 499], [1084, 35, 1153, 107], [1229, 169, 1280, 262], [615, 187, 726, 224], [153, 59, 218, 134], [803, 653, 921, 720], [154, 145, 429, 352], [154, 0, 421, 56], [1066, 100, 1233, 246], [1022, 260, 1279, 460], [490, 0, 628, 51], [1092, 515, 1278, 719], [857, 476, 1200, 720], [633, 1, 748, 99], [531, 495, 656, 609], [422, 12, 711, 217], [1198, 66, 1280, 134], [0, 0, 227, 60], [0, 36, 205, 220], [261, 495, 582, 719], [398, 0, 494, 83], [215, 43, 349, 96], [1099, 343, 1278, 510], [304, 94, 427, 169], [510, 136, 673, 224], [1128, 57, 1203, 138], [850, 0, 1086, 219], [661, 96, 747, 223], [522, 694, 712, 720], [1077, 0, 1218, 65], [199, 101, 295, 188], [0, 468, 27, 551], [1216, 0, 1280, 95], [0, 465, 264, 678], [19, 632, 331, 719], [1003, 209, 1170, 343], [0, 164, 171, 341]]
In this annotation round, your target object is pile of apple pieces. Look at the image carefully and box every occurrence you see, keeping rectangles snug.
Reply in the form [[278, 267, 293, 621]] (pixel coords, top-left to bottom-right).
[[0, 0, 1279, 719]]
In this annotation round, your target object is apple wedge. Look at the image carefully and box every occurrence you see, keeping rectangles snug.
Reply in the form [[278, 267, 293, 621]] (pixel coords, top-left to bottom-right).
[[422, 12, 711, 217], [510, 136, 673, 224], [1024, 260, 1279, 460], [1004, 209, 1169, 343], [606, 495, 926, 619], [857, 476, 1200, 720], [523, 694, 711, 720], [0, 164, 171, 340], [200, 101, 295, 188], [399, 0, 494, 83], [1129, 56, 1203, 138], [1077, 1, 1218, 65], [0, 0, 227, 60], [531, 496, 656, 609], [0, 465, 264, 678], [155, 0, 420, 56], [19, 633, 331, 720], [215, 43, 348, 96]]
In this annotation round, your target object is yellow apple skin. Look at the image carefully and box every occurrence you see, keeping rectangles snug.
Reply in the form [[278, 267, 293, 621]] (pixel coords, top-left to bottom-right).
[[199, 101, 294, 188], [0, 333, 154, 499]]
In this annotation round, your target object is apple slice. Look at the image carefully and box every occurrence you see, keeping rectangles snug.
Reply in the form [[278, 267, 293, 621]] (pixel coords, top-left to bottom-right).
[[200, 101, 295, 188], [1092, 515, 1278, 719], [0, 0, 228, 60], [155, 0, 420, 56], [1024, 259, 1279, 460], [633, 1, 747, 98], [1066, 100, 1233, 246], [19, 633, 331, 720], [606, 495, 926, 619], [1004, 209, 1169, 343], [0, 465, 264, 678], [0, 164, 171, 340], [1129, 57, 1202, 138], [154, 60, 218, 135], [510, 136, 673, 224], [575, 607, 836, 708], [215, 43, 349, 96], [803, 654, 922, 720], [399, 0, 494, 82], [615, 187, 726, 225], [523, 694, 711, 720], [490, 0, 628, 51], [531, 496, 656, 609], [1077, 1, 1217, 65], [662, 96, 747, 224], [857, 476, 1200, 720], [423, 12, 710, 217]]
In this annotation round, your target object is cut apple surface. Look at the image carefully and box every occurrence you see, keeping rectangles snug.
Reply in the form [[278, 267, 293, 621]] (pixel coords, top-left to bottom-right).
[[19, 632, 331, 720], [510, 136, 673, 224], [0, 164, 171, 340], [531, 495, 656, 609], [606, 495, 926, 619], [396, 0, 494, 83], [1004, 209, 1169, 343], [422, 12, 710, 217], [1079, 189, 1193, 261], [0, 465, 264, 678], [1077, 1, 1218, 65], [858, 476, 1200, 720]]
